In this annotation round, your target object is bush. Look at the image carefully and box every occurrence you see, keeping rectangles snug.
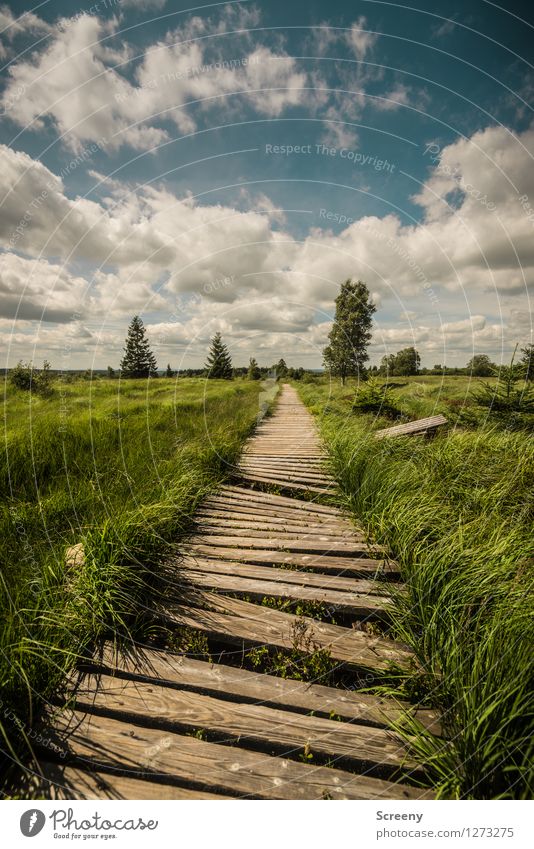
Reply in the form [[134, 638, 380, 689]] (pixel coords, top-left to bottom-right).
[[9, 360, 54, 396], [472, 353, 534, 430], [352, 377, 400, 418]]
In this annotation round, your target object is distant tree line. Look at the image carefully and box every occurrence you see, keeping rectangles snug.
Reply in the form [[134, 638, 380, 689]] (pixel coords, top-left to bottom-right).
[[7, 307, 533, 388]]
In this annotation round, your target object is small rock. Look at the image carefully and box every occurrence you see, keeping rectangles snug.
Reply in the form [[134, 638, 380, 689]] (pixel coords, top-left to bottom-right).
[[65, 542, 85, 567]]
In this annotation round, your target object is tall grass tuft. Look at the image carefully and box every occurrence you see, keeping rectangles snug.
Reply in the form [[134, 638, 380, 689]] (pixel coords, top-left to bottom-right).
[[298, 380, 533, 799], [0, 377, 263, 781]]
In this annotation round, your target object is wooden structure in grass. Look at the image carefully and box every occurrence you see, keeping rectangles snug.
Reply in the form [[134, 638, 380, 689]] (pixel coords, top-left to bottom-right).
[[31, 385, 439, 801], [375, 414, 448, 440]]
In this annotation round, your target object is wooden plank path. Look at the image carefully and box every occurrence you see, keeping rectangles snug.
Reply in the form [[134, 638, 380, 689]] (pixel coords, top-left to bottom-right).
[[31, 384, 438, 800]]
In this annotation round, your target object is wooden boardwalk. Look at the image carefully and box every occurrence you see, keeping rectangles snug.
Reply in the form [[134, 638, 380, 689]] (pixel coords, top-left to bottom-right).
[[30, 385, 438, 800]]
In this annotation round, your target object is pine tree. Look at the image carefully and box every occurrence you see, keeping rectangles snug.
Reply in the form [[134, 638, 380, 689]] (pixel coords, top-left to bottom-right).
[[205, 332, 233, 379], [165, 363, 174, 378], [323, 280, 376, 384], [120, 315, 158, 378], [247, 357, 261, 380], [520, 344, 534, 381]]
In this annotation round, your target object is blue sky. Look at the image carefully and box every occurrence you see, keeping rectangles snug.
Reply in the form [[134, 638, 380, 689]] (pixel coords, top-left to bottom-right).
[[0, 0, 533, 368]]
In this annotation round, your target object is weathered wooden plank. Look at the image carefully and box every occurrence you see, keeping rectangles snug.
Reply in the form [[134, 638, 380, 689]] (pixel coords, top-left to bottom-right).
[[165, 592, 412, 671], [243, 449, 321, 453], [238, 472, 336, 488], [375, 415, 448, 439], [185, 535, 380, 556], [244, 432, 318, 438], [89, 647, 441, 733], [45, 710, 432, 799], [244, 454, 325, 459], [195, 507, 361, 535], [241, 440, 321, 446], [240, 455, 327, 463], [178, 556, 390, 595], [239, 465, 334, 484], [194, 525, 364, 542], [178, 568, 391, 616], [202, 498, 349, 526], [67, 674, 419, 775], [240, 457, 329, 469], [26, 761, 230, 800], [234, 472, 335, 495], [219, 486, 341, 515], [177, 545, 398, 578]]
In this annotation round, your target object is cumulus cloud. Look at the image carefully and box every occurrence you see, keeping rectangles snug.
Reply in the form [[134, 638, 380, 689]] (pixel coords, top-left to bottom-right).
[[0, 252, 89, 322], [1, 6, 400, 155], [1, 7, 308, 151], [1, 122, 532, 364], [1, 15, 168, 152]]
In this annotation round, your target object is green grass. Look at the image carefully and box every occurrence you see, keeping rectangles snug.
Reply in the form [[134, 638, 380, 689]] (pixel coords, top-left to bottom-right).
[[301, 373, 492, 420], [1, 376, 263, 774], [297, 377, 534, 799]]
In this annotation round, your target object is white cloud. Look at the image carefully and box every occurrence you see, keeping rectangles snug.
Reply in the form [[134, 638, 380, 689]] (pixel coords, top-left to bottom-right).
[[1, 122, 533, 365], [373, 83, 414, 111], [0, 4, 51, 58], [0, 252, 89, 322], [1, 8, 307, 152], [1, 15, 168, 152], [311, 16, 377, 60], [346, 17, 378, 60]]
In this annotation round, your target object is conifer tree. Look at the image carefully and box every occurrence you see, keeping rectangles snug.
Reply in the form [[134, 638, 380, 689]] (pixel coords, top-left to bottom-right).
[[274, 358, 288, 378], [120, 315, 158, 378], [205, 332, 233, 379], [247, 357, 261, 380], [520, 343, 534, 381], [165, 363, 174, 378]]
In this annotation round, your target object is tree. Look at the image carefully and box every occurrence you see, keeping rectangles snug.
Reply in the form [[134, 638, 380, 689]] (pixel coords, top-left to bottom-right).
[[393, 347, 421, 376], [274, 358, 288, 379], [165, 363, 175, 378], [120, 315, 158, 378], [323, 280, 376, 384], [288, 366, 305, 380], [466, 354, 494, 377], [472, 347, 534, 418], [379, 354, 396, 376], [247, 357, 261, 380], [205, 332, 233, 379], [519, 344, 534, 381], [107, 366, 116, 378]]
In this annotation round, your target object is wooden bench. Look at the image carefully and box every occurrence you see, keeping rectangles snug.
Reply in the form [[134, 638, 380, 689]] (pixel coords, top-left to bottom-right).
[[375, 414, 448, 440]]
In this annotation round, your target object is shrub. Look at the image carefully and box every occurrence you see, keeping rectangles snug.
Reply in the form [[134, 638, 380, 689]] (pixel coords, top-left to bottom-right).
[[9, 360, 54, 396], [472, 351, 534, 429], [352, 377, 400, 418]]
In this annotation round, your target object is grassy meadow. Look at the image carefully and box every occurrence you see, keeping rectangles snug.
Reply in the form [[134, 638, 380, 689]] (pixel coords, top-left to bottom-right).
[[297, 375, 534, 799], [1, 376, 263, 776]]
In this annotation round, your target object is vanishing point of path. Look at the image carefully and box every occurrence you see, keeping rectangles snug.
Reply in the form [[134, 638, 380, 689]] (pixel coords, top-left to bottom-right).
[[28, 385, 437, 800]]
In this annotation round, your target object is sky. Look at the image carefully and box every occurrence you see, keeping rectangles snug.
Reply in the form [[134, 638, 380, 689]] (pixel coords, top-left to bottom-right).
[[0, 0, 533, 370]]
